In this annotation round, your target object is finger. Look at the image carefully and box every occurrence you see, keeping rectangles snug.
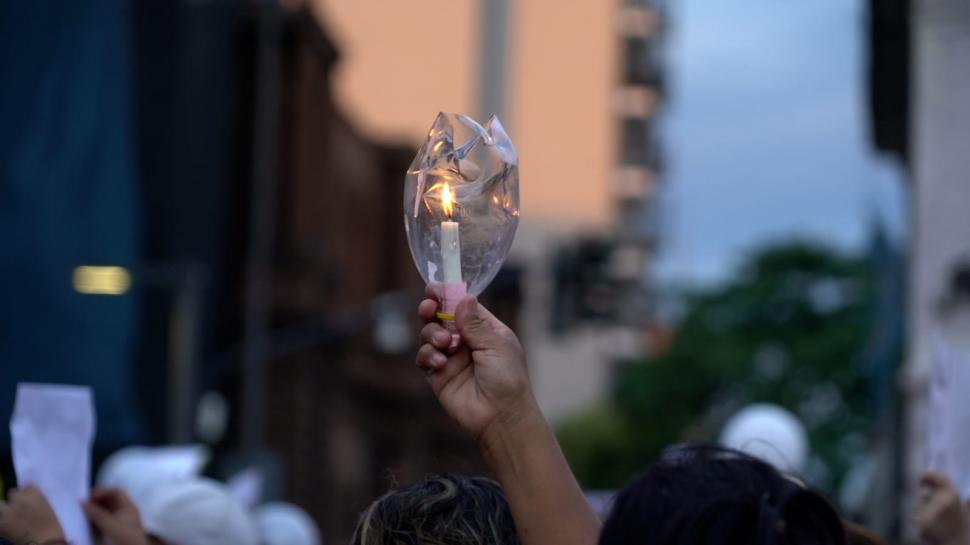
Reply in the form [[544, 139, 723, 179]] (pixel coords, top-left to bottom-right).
[[89, 487, 126, 510], [920, 471, 953, 490], [454, 296, 510, 350], [89, 486, 115, 502], [416, 344, 448, 371], [922, 490, 954, 520], [912, 496, 933, 518], [418, 298, 439, 324], [420, 322, 454, 350], [82, 500, 116, 531], [21, 484, 40, 495], [26, 486, 55, 510], [425, 347, 473, 396], [424, 284, 440, 301]]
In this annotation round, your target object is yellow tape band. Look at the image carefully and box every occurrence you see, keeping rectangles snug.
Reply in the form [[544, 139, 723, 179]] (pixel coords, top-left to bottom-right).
[[436, 312, 456, 321]]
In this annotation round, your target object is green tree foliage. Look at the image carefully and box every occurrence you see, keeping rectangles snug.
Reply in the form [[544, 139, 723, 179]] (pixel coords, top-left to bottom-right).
[[558, 241, 877, 494]]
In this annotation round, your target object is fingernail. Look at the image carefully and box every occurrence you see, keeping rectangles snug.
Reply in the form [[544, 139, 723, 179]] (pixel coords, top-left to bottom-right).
[[431, 352, 447, 366]]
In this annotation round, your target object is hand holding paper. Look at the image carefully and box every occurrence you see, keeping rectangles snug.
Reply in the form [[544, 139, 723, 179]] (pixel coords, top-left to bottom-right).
[[928, 334, 970, 501], [0, 485, 66, 545], [913, 471, 970, 545], [10, 383, 96, 545], [82, 487, 150, 545]]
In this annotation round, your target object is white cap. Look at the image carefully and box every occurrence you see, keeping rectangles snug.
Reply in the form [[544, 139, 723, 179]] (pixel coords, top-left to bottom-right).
[[142, 478, 259, 545], [96, 445, 209, 511], [720, 403, 808, 474], [254, 503, 322, 545]]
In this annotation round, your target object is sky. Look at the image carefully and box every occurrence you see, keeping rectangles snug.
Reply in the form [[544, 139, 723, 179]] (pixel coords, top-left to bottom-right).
[[653, 0, 908, 286]]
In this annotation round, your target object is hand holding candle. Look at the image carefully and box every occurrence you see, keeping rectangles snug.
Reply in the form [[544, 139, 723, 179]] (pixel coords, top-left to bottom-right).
[[404, 112, 519, 332]]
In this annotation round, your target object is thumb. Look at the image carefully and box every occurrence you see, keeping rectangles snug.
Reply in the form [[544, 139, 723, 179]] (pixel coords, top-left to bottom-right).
[[82, 500, 116, 532], [455, 297, 502, 350]]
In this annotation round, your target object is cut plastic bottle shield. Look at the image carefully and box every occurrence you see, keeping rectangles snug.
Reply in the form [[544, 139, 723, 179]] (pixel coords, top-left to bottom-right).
[[403, 112, 519, 318]]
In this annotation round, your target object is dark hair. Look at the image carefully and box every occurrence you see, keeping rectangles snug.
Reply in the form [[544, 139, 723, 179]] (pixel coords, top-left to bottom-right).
[[351, 473, 521, 545], [599, 444, 847, 545]]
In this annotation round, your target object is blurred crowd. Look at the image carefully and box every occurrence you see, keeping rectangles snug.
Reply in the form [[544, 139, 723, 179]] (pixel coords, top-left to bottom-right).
[[2, 295, 968, 545], [0, 445, 321, 545]]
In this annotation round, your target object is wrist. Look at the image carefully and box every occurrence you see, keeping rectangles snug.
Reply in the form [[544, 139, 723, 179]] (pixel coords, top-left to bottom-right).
[[478, 394, 548, 466]]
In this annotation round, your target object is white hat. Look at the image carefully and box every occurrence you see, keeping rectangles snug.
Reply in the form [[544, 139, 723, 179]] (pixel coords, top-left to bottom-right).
[[254, 503, 322, 545], [97, 445, 209, 511], [720, 403, 808, 474], [142, 478, 259, 545]]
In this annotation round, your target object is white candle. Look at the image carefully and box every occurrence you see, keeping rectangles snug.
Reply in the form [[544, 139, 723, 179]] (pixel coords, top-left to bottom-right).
[[441, 220, 462, 283]]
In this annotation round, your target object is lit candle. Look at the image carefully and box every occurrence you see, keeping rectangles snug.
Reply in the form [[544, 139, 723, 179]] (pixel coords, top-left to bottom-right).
[[440, 182, 462, 284], [437, 182, 466, 336]]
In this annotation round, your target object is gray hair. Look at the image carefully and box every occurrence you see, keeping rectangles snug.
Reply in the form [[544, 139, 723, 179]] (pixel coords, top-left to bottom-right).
[[351, 473, 521, 545]]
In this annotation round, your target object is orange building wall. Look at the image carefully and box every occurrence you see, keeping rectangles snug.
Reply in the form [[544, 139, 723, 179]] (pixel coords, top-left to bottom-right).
[[312, 0, 618, 234], [310, 1, 478, 141]]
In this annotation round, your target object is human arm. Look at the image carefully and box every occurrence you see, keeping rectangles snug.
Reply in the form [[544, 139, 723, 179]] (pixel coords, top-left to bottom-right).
[[416, 295, 601, 545]]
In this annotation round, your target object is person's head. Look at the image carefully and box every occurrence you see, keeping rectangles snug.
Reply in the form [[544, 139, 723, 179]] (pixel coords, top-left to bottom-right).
[[600, 444, 847, 545], [351, 473, 520, 545], [141, 478, 259, 545]]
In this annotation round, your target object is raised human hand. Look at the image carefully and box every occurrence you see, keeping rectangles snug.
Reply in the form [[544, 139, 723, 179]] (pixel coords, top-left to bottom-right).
[[416, 295, 535, 441]]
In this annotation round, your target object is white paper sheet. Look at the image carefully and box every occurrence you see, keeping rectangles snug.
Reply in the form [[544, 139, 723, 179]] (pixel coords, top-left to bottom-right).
[[10, 383, 96, 545], [928, 333, 970, 500], [928, 335, 948, 472]]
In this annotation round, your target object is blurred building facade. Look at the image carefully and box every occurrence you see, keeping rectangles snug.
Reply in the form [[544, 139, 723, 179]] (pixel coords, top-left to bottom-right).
[[532, 0, 666, 420], [905, 0, 970, 536], [2, 0, 522, 542], [130, 5, 525, 542]]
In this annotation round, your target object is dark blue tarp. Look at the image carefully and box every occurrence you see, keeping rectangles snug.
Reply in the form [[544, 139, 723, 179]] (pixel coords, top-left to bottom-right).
[[0, 0, 143, 447]]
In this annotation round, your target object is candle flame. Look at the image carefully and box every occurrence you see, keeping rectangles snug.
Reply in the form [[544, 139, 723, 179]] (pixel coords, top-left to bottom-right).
[[442, 182, 455, 218]]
